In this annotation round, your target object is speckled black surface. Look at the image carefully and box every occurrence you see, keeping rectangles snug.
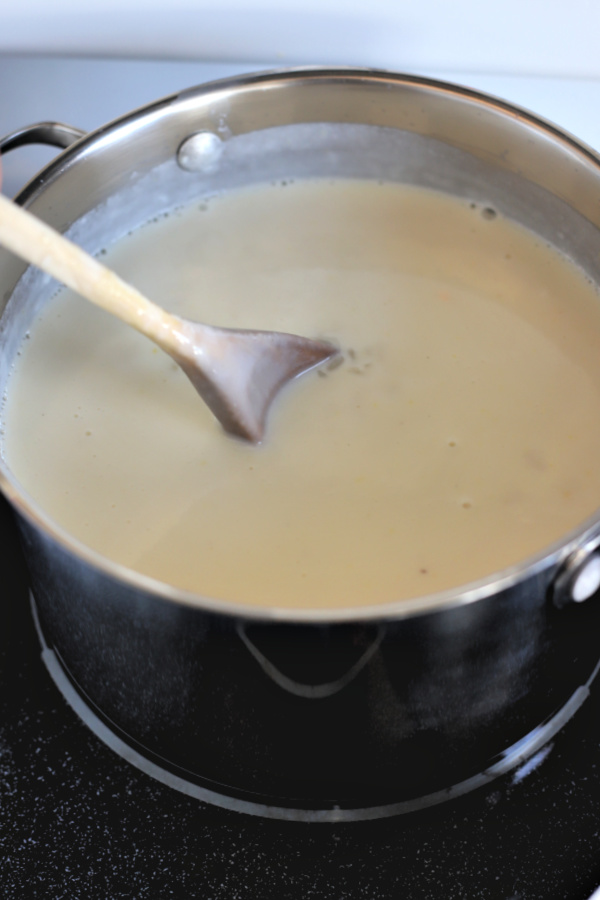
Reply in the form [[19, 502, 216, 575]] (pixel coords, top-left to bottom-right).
[[1, 495, 600, 900]]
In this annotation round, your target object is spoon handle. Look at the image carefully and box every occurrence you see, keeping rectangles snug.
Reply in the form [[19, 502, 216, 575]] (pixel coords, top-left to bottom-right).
[[0, 191, 184, 351]]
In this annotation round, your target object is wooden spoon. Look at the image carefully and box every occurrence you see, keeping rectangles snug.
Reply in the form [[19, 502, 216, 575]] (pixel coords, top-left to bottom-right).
[[0, 192, 337, 443]]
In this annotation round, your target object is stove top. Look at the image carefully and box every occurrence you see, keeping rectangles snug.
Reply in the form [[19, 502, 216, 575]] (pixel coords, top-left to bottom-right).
[[1, 492, 600, 899], [2, 54, 600, 898]]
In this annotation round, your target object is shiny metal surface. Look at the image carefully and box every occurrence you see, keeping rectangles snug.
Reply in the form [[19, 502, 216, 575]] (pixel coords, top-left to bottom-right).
[[0, 121, 85, 154], [551, 537, 600, 608], [1, 69, 600, 815], [3, 68, 600, 622]]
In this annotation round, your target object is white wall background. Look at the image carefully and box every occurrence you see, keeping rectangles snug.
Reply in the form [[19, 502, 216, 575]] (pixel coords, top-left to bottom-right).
[[0, 0, 598, 78]]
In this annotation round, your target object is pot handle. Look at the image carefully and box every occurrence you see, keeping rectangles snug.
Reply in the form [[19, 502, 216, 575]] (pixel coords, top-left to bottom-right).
[[550, 535, 600, 608], [237, 621, 385, 699], [0, 122, 86, 155]]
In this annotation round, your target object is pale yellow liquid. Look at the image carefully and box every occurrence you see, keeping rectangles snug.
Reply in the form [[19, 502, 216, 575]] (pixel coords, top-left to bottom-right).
[[5, 179, 600, 608]]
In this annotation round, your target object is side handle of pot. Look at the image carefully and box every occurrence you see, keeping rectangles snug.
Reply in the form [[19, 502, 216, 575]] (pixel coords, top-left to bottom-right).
[[0, 122, 86, 156], [550, 534, 600, 608], [236, 621, 385, 699]]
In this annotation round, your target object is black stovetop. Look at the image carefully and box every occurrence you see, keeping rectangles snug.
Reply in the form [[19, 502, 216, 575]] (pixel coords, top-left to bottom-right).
[[1, 493, 600, 900]]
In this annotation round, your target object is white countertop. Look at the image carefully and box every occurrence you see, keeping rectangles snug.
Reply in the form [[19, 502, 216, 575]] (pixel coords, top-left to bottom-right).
[[1, 0, 600, 80], [1, 54, 600, 198]]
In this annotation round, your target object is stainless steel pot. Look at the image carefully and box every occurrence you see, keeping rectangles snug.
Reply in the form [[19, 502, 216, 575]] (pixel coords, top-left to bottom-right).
[[2, 68, 600, 822]]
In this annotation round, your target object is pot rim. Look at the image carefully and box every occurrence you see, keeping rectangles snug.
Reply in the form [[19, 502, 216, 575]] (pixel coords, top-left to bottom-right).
[[3, 64, 600, 624]]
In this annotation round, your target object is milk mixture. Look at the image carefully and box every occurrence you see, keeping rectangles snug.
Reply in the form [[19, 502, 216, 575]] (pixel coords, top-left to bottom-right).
[[5, 179, 600, 608]]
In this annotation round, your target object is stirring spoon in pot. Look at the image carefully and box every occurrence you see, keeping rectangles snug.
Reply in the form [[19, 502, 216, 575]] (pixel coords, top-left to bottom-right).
[[0, 192, 337, 443]]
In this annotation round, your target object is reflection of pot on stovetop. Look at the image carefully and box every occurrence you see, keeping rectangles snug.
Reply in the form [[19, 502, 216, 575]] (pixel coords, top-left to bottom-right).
[[2, 68, 600, 821]]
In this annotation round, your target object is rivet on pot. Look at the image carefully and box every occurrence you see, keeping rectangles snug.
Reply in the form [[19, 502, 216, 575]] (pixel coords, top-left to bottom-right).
[[551, 541, 600, 608], [177, 132, 223, 173]]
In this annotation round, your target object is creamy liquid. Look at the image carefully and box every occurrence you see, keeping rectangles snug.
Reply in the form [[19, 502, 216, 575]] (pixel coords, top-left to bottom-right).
[[5, 179, 600, 608]]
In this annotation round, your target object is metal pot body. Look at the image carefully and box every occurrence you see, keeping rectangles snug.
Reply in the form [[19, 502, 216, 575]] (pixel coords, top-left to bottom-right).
[[2, 69, 600, 820]]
